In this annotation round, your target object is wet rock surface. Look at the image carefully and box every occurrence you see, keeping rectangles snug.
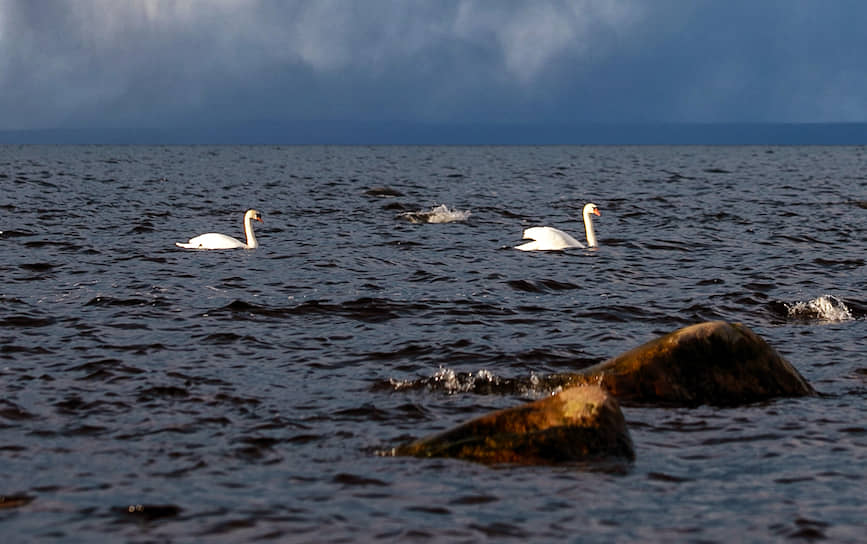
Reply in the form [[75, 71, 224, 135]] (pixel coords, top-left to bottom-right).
[[556, 321, 815, 406], [395, 385, 634, 465]]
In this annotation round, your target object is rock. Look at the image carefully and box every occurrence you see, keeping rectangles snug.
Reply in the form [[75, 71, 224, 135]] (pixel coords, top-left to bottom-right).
[[556, 321, 815, 406], [394, 385, 634, 465], [391, 322, 814, 466]]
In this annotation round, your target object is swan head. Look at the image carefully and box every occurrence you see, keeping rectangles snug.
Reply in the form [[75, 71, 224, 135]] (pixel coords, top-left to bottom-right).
[[245, 209, 264, 223], [583, 203, 600, 218]]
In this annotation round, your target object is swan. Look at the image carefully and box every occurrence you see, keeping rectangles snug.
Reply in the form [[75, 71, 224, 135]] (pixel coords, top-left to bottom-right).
[[515, 203, 600, 251], [175, 209, 263, 249]]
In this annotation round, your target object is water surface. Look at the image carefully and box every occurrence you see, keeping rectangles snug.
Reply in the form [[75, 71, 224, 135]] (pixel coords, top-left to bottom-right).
[[1, 145, 865, 541]]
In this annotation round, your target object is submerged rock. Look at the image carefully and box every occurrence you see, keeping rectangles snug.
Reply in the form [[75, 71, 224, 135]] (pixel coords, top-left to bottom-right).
[[556, 321, 815, 406], [394, 385, 634, 465]]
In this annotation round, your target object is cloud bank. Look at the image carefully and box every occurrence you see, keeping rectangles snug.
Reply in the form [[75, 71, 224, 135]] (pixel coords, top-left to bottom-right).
[[1, 0, 866, 132]]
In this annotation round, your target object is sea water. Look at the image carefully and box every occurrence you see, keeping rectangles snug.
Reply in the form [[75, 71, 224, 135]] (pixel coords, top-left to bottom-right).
[[1, 145, 865, 541]]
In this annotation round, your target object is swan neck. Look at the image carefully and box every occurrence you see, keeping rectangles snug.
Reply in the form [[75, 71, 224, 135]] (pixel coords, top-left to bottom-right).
[[244, 215, 259, 249], [583, 211, 597, 248]]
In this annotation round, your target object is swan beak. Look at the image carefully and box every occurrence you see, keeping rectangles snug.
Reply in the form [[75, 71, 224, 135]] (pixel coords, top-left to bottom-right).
[[255, 216, 263, 223], [593, 209, 601, 216]]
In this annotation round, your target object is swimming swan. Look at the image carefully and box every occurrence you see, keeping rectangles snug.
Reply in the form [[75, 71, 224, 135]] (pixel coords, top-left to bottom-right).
[[176, 209, 263, 249], [515, 203, 600, 251]]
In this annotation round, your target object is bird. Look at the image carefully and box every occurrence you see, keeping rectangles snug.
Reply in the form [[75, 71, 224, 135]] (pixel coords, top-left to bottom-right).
[[515, 203, 600, 251], [175, 209, 263, 249]]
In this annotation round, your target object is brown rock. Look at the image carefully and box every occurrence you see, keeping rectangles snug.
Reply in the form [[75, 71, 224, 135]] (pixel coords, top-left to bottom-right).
[[556, 321, 815, 406], [394, 385, 634, 464]]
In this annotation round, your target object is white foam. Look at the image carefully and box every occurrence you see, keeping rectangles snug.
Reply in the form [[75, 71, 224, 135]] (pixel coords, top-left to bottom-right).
[[398, 204, 471, 224], [431, 366, 460, 391], [388, 367, 561, 397], [785, 294, 854, 323], [431, 366, 499, 393]]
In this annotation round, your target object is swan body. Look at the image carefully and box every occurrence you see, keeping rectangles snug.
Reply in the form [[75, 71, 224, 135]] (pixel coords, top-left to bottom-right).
[[516, 203, 600, 251], [176, 209, 263, 250]]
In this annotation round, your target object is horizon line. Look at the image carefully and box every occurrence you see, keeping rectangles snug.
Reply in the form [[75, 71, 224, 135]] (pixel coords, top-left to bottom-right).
[[2, 120, 866, 145]]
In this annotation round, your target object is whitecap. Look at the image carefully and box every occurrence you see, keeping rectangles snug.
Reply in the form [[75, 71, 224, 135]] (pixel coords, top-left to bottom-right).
[[785, 294, 854, 323], [397, 204, 471, 224]]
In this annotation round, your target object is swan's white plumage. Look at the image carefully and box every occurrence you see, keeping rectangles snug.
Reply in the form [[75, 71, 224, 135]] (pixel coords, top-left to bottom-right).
[[516, 202, 600, 251], [516, 227, 585, 251], [176, 209, 263, 250], [176, 232, 247, 249]]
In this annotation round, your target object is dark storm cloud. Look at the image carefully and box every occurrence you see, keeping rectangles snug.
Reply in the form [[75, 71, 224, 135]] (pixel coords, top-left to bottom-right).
[[1, 0, 866, 131]]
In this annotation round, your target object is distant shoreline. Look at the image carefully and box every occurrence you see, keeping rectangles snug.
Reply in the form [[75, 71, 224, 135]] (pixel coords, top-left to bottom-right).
[[2, 121, 866, 145]]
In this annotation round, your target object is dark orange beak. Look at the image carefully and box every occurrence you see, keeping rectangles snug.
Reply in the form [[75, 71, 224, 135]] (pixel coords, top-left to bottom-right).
[[593, 208, 601, 216]]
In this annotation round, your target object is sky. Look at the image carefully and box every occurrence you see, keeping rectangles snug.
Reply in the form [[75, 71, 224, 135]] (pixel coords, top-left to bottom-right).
[[2, 0, 867, 142]]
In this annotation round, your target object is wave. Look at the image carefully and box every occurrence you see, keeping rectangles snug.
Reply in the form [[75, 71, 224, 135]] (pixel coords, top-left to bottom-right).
[[382, 366, 578, 398], [507, 279, 580, 292], [364, 186, 404, 197], [386, 367, 541, 396], [397, 204, 471, 224], [212, 297, 433, 323], [784, 294, 854, 323]]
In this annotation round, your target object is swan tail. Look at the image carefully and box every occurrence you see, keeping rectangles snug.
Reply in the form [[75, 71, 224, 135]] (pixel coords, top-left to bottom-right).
[[175, 242, 196, 249]]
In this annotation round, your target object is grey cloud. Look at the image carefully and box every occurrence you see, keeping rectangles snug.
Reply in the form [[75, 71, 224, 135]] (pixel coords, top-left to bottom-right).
[[1, 0, 867, 132]]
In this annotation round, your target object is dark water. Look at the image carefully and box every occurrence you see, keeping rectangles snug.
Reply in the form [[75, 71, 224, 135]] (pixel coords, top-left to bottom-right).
[[1, 145, 865, 542]]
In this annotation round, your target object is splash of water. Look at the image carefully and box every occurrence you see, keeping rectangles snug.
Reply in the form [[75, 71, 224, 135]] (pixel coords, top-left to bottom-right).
[[398, 204, 471, 224], [387, 367, 559, 398], [430, 366, 499, 393], [785, 294, 854, 322]]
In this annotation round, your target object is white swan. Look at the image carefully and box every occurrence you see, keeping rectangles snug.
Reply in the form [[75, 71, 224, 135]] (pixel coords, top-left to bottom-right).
[[515, 203, 600, 251], [175, 209, 263, 250]]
